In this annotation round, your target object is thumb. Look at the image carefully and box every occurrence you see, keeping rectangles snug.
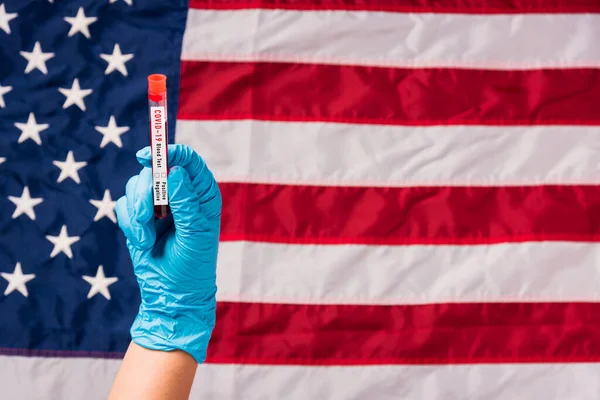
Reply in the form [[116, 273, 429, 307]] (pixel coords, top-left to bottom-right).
[[137, 144, 204, 180], [115, 167, 156, 250]]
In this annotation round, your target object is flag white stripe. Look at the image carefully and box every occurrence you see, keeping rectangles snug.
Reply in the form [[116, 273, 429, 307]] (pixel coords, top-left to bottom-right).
[[2, 355, 599, 400], [182, 10, 600, 69], [215, 241, 600, 305], [192, 362, 599, 400], [177, 120, 600, 187]]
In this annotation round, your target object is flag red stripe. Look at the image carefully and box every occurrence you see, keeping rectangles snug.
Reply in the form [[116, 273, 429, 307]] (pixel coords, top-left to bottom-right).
[[178, 61, 600, 126], [207, 301, 600, 365], [219, 183, 600, 245], [188, 0, 600, 13]]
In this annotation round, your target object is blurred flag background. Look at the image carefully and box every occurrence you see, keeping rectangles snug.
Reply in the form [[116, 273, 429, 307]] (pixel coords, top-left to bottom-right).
[[1, 0, 600, 399]]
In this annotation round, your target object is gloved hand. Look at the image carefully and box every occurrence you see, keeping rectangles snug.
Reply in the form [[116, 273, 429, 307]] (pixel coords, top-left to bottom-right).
[[115, 144, 221, 364]]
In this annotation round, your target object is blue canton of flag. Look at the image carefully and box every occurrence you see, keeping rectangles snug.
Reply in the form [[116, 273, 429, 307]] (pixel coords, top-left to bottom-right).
[[0, 0, 187, 357]]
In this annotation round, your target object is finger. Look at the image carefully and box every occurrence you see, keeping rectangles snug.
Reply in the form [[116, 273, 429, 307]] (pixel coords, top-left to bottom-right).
[[167, 166, 202, 243], [122, 169, 156, 250], [167, 166, 219, 281], [129, 167, 155, 224], [115, 195, 134, 242], [137, 144, 221, 220]]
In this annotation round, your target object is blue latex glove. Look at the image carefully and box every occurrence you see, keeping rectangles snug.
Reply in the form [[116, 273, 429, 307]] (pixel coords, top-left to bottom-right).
[[115, 144, 221, 363]]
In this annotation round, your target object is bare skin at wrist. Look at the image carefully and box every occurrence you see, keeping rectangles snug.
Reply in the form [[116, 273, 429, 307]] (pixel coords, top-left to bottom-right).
[[108, 341, 198, 400]]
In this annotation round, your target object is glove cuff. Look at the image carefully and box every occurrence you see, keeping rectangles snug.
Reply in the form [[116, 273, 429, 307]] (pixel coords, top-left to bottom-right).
[[130, 285, 217, 363]]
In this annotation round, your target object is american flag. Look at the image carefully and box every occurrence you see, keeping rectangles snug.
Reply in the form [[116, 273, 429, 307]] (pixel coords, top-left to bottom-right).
[[1, 0, 600, 398]]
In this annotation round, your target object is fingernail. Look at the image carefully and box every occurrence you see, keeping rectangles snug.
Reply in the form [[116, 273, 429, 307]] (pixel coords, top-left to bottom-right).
[[167, 165, 183, 179]]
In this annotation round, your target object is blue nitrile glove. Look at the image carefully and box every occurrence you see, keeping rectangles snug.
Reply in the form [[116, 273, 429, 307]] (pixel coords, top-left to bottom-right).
[[115, 144, 221, 363]]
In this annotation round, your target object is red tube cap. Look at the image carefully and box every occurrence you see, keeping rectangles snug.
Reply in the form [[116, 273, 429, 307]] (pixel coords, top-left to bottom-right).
[[148, 74, 167, 93]]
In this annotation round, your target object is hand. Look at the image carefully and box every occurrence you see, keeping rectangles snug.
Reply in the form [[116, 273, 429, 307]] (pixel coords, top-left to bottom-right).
[[115, 144, 222, 363]]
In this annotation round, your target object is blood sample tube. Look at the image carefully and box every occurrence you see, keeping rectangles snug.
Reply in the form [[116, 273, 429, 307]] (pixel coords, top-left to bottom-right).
[[148, 74, 170, 219]]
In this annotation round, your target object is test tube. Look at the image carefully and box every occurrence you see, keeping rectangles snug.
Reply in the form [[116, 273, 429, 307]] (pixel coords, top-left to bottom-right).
[[148, 74, 170, 219]]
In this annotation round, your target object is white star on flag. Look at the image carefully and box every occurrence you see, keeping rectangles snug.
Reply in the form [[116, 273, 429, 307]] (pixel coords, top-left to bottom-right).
[[14, 112, 49, 145], [82, 266, 118, 300], [64, 7, 97, 39], [20, 41, 54, 74], [46, 225, 80, 259], [89, 190, 117, 223], [0, 157, 5, 165], [8, 186, 44, 220], [0, 82, 13, 108], [95, 115, 130, 148], [100, 44, 134, 76], [109, 0, 133, 5], [53, 151, 87, 184], [58, 78, 93, 111], [1, 263, 35, 297], [0, 3, 17, 35]]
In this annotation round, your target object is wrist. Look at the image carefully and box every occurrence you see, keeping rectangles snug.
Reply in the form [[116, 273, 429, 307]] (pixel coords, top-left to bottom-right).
[[130, 280, 217, 363]]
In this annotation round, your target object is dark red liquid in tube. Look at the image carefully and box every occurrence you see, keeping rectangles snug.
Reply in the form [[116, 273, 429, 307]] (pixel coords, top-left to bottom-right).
[[148, 74, 170, 219]]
